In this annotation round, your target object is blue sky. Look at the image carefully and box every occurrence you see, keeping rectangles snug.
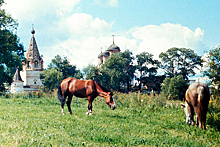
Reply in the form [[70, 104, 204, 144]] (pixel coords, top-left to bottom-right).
[[79, 0, 219, 47], [2, 0, 220, 71]]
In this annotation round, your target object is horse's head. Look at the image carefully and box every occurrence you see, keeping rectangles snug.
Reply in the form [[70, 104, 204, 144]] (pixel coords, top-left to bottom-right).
[[105, 92, 116, 110], [181, 102, 191, 125]]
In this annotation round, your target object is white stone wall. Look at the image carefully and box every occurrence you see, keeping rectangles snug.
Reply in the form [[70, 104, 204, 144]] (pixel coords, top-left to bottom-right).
[[20, 70, 43, 87], [10, 81, 24, 93]]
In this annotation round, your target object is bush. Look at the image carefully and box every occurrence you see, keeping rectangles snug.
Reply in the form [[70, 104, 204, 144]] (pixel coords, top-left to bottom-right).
[[161, 75, 188, 100], [207, 95, 220, 131]]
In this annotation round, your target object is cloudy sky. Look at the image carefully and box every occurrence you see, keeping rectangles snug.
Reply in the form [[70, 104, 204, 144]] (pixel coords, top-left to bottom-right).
[[2, 0, 220, 70]]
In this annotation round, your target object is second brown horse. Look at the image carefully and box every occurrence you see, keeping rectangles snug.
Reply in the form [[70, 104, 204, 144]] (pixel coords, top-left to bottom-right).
[[182, 82, 210, 129], [58, 78, 116, 115]]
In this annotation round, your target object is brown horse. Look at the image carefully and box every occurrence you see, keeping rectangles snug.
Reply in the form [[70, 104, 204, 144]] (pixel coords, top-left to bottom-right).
[[57, 78, 116, 115], [182, 82, 210, 130]]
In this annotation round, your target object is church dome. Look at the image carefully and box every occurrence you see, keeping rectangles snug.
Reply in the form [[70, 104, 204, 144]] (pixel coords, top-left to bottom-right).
[[106, 42, 120, 52], [98, 52, 103, 58], [102, 50, 110, 57]]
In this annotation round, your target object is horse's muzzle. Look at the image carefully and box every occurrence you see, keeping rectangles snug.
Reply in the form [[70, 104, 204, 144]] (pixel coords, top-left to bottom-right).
[[111, 104, 116, 110]]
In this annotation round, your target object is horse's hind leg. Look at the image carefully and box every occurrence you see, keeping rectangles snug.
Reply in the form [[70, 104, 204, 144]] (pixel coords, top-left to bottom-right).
[[61, 96, 67, 115], [60, 94, 68, 115], [66, 95, 73, 114], [190, 106, 195, 126]]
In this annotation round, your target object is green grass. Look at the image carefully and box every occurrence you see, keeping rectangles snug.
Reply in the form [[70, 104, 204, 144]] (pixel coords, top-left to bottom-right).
[[0, 92, 219, 146]]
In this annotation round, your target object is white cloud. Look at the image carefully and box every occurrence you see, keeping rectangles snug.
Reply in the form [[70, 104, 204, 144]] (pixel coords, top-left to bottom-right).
[[108, 0, 119, 7], [2, 0, 80, 21], [91, 0, 118, 7], [43, 35, 137, 70], [2, 0, 118, 70], [2, 1, 207, 72], [131, 23, 206, 59], [55, 13, 113, 39]]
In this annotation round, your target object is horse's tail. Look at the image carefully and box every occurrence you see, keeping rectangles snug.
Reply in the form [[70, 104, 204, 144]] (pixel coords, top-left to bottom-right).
[[57, 83, 66, 105], [197, 85, 205, 104], [197, 85, 206, 125]]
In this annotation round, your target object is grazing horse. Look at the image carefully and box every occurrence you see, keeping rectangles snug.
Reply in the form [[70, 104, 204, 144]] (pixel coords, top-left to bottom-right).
[[182, 82, 210, 130], [57, 78, 116, 115]]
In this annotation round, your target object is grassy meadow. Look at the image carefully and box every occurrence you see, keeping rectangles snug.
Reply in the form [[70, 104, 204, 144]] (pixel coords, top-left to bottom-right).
[[0, 92, 219, 146]]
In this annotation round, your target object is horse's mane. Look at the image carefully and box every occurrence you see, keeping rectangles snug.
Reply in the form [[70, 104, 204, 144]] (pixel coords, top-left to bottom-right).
[[94, 80, 111, 92]]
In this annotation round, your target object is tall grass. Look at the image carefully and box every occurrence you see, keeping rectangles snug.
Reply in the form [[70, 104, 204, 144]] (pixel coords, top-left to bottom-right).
[[0, 91, 219, 146]]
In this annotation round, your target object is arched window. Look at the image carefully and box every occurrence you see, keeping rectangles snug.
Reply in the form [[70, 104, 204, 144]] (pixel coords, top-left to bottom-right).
[[35, 61, 38, 68], [27, 61, 31, 69]]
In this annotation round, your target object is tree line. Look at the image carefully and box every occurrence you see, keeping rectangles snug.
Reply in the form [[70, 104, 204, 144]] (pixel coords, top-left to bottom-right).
[[1, 0, 220, 99], [39, 47, 202, 100], [41, 46, 219, 100]]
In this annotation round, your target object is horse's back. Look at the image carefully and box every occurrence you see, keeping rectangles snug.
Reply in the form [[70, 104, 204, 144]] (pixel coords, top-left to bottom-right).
[[186, 82, 210, 106], [62, 78, 97, 98]]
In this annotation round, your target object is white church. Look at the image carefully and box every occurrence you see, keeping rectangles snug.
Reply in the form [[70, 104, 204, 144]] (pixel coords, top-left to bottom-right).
[[10, 28, 44, 93]]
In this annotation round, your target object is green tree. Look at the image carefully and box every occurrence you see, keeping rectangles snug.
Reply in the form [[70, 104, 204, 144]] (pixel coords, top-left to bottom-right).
[[100, 53, 127, 91], [159, 47, 202, 80], [136, 52, 159, 90], [0, 1, 24, 91], [161, 75, 188, 100], [41, 55, 82, 91], [83, 64, 100, 81], [48, 55, 81, 79], [121, 50, 136, 92], [40, 67, 63, 91], [203, 45, 220, 95], [74, 70, 83, 79]]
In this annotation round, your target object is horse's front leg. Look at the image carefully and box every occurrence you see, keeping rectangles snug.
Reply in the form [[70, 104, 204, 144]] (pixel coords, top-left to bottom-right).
[[86, 97, 93, 115]]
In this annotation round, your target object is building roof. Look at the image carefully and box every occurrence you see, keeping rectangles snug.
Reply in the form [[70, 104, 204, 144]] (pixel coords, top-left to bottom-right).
[[26, 28, 42, 61], [106, 42, 120, 52], [98, 36, 120, 59], [13, 67, 23, 82], [102, 50, 110, 57], [98, 52, 104, 58], [98, 49, 111, 58]]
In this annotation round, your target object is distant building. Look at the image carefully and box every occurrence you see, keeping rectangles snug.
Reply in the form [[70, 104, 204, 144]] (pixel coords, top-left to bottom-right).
[[10, 67, 24, 93], [98, 36, 121, 65], [10, 28, 44, 93]]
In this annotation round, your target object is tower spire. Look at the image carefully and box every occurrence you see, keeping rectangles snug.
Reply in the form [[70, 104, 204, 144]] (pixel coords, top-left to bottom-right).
[[112, 34, 115, 44], [25, 26, 43, 70]]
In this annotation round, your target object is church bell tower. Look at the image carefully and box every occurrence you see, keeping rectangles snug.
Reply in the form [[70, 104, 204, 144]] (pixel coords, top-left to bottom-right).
[[20, 27, 44, 90]]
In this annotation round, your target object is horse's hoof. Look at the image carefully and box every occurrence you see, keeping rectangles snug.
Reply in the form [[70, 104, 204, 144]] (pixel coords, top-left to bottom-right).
[[86, 111, 93, 115], [69, 112, 73, 115]]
